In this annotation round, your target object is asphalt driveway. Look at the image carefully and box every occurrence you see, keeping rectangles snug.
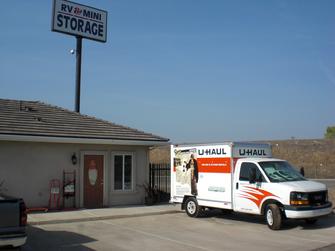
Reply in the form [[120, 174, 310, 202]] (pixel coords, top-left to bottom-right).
[[21, 210, 335, 251]]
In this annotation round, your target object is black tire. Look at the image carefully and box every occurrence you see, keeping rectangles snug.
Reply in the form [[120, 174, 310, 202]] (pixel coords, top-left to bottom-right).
[[185, 197, 201, 217], [305, 218, 318, 225], [265, 204, 282, 230]]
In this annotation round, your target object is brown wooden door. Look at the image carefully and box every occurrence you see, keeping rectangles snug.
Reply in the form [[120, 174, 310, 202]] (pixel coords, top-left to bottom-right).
[[84, 155, 104, 208]]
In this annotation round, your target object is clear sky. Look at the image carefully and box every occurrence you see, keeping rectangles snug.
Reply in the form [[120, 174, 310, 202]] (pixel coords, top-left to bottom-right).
[[1, 0, 334, 143]]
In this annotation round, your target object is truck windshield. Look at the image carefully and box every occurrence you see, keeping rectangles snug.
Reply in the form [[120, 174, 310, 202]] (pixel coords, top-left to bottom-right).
[[259, 161, 305, 182]]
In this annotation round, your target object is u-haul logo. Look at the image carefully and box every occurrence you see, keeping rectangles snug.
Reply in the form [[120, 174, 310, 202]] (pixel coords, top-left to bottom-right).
[[238, 148, 270, 157], [198, 148, 227, 156], [239, 149, 266, 156]]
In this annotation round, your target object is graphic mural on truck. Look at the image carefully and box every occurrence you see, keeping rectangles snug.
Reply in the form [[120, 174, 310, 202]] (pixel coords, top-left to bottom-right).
[[174, 148, 198, 196], [173, 145, 232, 197]]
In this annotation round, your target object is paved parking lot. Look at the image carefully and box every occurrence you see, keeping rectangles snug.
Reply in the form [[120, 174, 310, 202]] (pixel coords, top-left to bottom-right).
[[20, 210, 335, 251]]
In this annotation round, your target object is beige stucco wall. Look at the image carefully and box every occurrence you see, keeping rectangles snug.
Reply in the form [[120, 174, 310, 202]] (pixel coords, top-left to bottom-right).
[[0, 140, 149, 208]]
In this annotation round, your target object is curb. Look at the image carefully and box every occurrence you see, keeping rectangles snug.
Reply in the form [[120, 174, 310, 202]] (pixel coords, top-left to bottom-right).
[[28, 210, 181, 226]]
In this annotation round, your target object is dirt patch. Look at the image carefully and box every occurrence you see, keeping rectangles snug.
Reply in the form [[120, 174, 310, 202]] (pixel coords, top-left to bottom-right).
[[270, 139, 335, 179]]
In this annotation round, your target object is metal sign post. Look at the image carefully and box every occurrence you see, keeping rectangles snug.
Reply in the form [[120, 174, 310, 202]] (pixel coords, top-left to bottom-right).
[[51, 0, 108, 113], [75, 36, 82, 113]]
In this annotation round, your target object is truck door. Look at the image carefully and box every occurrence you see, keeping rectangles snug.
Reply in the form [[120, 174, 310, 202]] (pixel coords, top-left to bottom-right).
[[233, 162, 266, 214]]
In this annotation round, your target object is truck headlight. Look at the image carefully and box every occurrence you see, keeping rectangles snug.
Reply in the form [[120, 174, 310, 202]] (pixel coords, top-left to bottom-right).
[[290, 192, 309, 206]]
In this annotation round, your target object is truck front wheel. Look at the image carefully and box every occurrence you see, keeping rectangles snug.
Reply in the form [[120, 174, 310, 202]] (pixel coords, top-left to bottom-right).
[[265, 204, 282, 230], [185, 197, 201, 217]]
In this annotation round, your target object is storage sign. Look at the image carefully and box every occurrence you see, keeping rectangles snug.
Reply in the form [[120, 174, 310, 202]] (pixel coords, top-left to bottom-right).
[[52, 0, 107, 43]]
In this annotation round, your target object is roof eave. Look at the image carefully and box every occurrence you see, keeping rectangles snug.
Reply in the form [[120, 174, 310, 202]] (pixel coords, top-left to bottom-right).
[[0, 134, 169, 146]]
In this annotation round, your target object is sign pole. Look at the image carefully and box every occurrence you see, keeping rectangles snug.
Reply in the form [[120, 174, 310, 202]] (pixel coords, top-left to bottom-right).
[[51, 0, 108, 113], [75, 36, 82, 113]]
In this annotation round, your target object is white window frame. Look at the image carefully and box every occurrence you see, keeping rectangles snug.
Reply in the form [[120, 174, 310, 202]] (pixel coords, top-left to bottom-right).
[[111, 152, 135, 192]]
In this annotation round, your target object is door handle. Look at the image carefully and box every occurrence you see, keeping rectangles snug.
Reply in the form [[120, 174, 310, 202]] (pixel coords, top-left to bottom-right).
[[236, 182, 239, 190]]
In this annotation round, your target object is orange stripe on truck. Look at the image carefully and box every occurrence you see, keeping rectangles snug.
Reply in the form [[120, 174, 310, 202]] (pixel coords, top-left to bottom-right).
[[239, 186, 278, 208], [197, 157, 231, 173]]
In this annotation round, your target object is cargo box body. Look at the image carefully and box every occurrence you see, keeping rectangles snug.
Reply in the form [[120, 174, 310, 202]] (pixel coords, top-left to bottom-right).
[[170, 142, 271, 209]]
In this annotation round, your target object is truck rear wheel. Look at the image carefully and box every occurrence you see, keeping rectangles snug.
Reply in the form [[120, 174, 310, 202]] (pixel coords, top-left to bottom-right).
[[265, 204, 282, 230], [185, 197, 201, 217]]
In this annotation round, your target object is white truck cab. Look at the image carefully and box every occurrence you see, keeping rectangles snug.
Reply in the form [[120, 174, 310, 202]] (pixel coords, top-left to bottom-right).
[[170, 142, 332, 230]]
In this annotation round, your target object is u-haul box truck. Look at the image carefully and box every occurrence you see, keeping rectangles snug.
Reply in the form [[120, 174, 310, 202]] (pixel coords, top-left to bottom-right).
[[170, 142, 332, 230]]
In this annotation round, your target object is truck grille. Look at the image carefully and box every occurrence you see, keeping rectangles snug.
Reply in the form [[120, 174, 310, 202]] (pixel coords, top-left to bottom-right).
[[308, 191, 327, 206]]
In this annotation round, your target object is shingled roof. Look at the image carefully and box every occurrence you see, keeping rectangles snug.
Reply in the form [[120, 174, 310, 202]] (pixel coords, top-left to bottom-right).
[[0, 99, 169, 144]]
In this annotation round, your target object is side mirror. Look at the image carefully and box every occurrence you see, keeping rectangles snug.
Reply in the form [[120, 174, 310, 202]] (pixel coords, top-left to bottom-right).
[[300, 168, 305, 177], [249, 168, 256, 184]]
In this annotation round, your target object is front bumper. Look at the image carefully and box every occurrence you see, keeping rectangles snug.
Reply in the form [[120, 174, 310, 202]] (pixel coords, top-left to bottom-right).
[[0, 233, 27, 248], [284, 202, 333, 219]]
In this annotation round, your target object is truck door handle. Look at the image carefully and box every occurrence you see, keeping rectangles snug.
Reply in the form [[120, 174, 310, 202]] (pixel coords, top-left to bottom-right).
[[236, 182, 239, 190]]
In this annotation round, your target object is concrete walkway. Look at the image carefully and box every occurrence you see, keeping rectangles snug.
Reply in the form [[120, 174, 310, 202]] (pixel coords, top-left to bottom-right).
[[28, 204, 182, 226]]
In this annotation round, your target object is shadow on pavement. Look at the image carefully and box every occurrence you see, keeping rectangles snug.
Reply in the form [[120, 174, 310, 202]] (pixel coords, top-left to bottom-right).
[[288, 214, 335, 230], [20, 226, 96, 251], [311, 243, 335, 251], [199, 208, 335, 230]]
